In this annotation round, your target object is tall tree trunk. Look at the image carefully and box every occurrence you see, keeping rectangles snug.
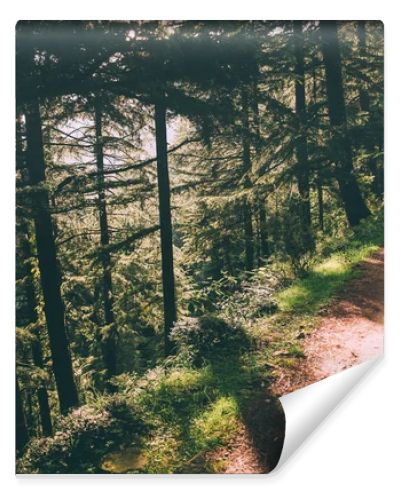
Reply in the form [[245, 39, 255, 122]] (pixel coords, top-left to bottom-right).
[[31, 338, 53, 436], [25, 391, 34, 435], [243, 201, 254, 271], [320, 21, 371, 227], [210, 243, 223, 279], [24, 100, 79, 414], [316, 172, 324, 232], [21, 231, 53, 436], [154, 100, 177, 356], [258, 194, 269, 263], [16, 118, 53, 435], [293, 21, 312, 229], [241, 89, 255, 271], [251, 81, 269, 264], [16, 378, 29, 456], [94, 99, 117, 378], [312, 63, 325, 232]]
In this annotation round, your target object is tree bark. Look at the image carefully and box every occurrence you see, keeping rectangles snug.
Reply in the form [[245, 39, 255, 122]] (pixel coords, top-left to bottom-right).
[[94, 98, 117, 378], [316, 172, 325, 232], [293, 21, 312, 229], [257, 194, 269, 263], [241, 89, 255, 271], [320, 21, 371, 227], [31, 339, 53, 436], [311, 65, 325, 233], [250, 82, 269, 264], [21, 231, 53, 436], [222, 235, 233, 274], [17, 119, 53, 435], [24, 99, 79, 414], [154, 100, 177, 356], [16, 378, 29, 456]]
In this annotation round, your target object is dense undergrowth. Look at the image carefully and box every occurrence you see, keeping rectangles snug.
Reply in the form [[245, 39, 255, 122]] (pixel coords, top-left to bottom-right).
[[250, 211, 383, 379], [17, 319, 269, 474], [17, 213, 383, 474]]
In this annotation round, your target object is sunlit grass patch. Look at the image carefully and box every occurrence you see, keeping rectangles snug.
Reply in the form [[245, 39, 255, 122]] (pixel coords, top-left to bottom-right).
[[114, 363, 245, 473], [249, 242, 380, 376], [138, 395, 241, 473], [190, 396, 240, 449], [276, 244, 379, 314], [159, 367, 213, 392]]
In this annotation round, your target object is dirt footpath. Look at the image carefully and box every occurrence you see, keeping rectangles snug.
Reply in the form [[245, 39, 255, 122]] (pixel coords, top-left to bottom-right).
[[272, 247, 384, 397], [210, 248, 384, 473]]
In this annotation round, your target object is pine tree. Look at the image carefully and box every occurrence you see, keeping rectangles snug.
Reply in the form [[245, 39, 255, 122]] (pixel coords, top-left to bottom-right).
[[24, 100, 79, 414], [94, 97, 118, 378], [154, 98, 177, 355], [320, 21, 371, 226]]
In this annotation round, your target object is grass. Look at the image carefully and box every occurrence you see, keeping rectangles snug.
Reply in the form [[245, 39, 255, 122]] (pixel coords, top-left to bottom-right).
[[135, 241, 382, 473], [101, 344, 281, 474], [20, 227, 382, 474], [277, 243, 379, 314], [250, 241, 381, 374], [190, 396, 239, 450], [102, 364, 246, 473]]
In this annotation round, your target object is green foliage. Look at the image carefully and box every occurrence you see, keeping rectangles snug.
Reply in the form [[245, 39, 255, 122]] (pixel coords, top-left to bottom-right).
[[184, 267, 281, 324], [352, 209, 384, 246], [100, 322, 269, 473], [190, 396, 239, 449], [282, 198, 316, 277], [276, 212, 383, 313], [16, 20, 383, 473], [103, 364, 244, 473], [17, 396, 145, 474], [218, 268, 281, 321], [170, 315, 251, 367], [277, 244, 379, 314]]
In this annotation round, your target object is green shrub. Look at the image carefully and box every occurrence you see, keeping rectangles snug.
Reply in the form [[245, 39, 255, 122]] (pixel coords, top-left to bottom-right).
[[352, 210, 384, 246], [17, 396, 145, 474], [282, 198, 316, 276], [318, 210, 383, 259], [170, 315, 250, 367], [218, 273, 280, 321]]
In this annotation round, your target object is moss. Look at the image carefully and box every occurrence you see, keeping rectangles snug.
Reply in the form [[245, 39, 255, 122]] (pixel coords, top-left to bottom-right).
[[190, 396, 240, 449]]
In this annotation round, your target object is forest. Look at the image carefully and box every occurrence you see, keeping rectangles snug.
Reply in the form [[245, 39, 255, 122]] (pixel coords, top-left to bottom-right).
[[16, 20, 383, 474]]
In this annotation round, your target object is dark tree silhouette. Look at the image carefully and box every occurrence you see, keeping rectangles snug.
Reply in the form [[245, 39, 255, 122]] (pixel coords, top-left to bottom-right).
[[320, 21, 371, 226], [20, 227, 53, 436], [16, 119, 53, 436], [241, 89, 255, 271], [16, 378, 29, 456], [155, 99, 177, 355], [25, 100, 79, 413], [94, 97, 117, 378], [293, 21, 312, 230]]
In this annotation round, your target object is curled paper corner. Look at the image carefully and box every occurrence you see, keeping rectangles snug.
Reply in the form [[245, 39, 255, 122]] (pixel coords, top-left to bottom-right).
[[274, 356, 383, 471]]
